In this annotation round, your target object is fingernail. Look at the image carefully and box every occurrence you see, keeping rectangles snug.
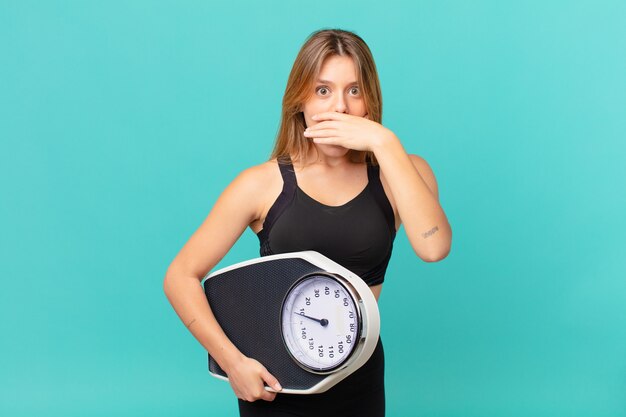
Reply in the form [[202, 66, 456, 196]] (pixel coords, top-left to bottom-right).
[[275, 383, 282, 391]]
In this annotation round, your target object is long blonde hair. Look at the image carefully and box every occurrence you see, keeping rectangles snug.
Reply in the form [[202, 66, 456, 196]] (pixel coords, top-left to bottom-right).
[[269, 28, 383, 166]]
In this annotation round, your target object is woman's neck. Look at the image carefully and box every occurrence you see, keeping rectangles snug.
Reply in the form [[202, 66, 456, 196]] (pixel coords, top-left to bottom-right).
[[301, 146, 355, 169]]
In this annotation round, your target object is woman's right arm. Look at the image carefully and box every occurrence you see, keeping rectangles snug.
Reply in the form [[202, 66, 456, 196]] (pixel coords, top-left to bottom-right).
[[162, 163, 282, 402]]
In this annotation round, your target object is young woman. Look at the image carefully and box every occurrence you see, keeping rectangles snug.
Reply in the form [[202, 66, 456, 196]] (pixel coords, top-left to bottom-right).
[[164, 28, 452, 417]]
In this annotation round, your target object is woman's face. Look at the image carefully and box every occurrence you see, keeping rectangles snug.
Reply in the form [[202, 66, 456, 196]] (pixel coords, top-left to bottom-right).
[[301, 55, 368, 158]]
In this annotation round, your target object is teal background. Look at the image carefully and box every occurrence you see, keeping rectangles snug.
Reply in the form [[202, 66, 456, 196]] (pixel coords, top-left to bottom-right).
[[1, 1, 625, 416]]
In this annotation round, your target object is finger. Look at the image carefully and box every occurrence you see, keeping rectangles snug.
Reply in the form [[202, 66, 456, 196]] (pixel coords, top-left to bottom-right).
[[311, 111, 346, 121], [307, 120, 339, 130], [261, 390, 277, 402], [312, 137, 341, 145], [304, 128, 336, 138], [261, 369, 282, 392]]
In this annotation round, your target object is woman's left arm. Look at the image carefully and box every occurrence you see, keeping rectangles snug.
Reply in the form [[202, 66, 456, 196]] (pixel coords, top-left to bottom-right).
[[372, 133, 452, 262], [305, 112, 452, 262]]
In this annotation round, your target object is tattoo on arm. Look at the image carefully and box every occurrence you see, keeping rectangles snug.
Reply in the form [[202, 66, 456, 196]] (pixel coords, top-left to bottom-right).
[[421, 226, 439, 239], [185, 318, 197, 329]]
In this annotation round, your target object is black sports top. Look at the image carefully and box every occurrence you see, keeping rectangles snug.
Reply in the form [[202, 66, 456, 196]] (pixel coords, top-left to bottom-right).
[[256, 156, 396, 286]]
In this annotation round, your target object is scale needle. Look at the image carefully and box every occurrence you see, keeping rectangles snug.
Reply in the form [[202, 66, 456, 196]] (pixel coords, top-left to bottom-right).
[[294, 312, 329, 327]]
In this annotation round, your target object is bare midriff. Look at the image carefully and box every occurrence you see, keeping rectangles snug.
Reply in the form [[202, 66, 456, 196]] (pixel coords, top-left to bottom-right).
[[370, 283, 382, 302]]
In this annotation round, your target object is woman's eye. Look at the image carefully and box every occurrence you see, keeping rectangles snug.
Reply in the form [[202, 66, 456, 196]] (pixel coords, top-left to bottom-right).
[[316, 86, 359, 96], [316, 86, 329, 95]]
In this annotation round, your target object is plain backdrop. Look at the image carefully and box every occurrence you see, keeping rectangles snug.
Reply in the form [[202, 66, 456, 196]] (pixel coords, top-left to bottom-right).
[[1, 1, 625, 416]]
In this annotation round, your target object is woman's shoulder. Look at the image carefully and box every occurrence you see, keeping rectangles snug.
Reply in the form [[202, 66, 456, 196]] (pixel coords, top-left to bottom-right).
[[229, 158, 283, 197], [230, 159, 284, 226], [237, 158, 281, 182]]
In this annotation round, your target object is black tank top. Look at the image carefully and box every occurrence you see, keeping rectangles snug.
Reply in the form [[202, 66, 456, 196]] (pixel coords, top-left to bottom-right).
[[256, 156, 396, 286]]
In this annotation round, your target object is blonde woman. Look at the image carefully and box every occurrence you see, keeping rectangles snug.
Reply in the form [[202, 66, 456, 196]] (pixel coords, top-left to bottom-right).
[[164, 28, 452, 417]]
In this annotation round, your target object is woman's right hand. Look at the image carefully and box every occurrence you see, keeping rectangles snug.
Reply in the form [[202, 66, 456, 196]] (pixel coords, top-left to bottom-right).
[[226, 355, 283, 402]]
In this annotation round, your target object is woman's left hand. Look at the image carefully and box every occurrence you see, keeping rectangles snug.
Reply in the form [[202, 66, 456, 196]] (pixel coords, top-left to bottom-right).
[[303, 111, 394, 152]]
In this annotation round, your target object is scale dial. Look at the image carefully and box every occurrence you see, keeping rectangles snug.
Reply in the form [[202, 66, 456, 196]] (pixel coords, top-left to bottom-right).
[[280, 273, 361, 373]]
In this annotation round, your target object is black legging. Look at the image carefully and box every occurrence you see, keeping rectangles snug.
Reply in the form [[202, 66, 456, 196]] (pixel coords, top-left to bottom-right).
[[238, 337, 385, 417]]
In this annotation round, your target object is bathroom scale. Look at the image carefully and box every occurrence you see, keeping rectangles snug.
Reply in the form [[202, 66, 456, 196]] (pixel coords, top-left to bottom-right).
[[201, 250, 380, 394]]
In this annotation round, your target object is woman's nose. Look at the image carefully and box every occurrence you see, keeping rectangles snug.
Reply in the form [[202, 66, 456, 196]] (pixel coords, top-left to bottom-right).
[[333, 95, 348, 113]]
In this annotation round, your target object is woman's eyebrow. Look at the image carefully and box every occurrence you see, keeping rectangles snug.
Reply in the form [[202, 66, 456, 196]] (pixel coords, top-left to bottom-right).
[[317, 79, 359, 85]]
